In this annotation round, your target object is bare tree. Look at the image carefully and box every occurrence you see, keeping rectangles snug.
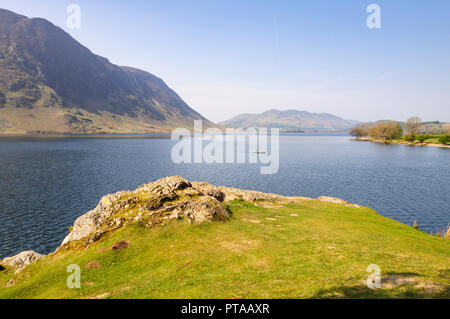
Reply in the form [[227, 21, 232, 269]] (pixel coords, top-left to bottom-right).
[[405, 117, 422, 135], [349, 124, 369, 138], [369, 122, 403, 142]]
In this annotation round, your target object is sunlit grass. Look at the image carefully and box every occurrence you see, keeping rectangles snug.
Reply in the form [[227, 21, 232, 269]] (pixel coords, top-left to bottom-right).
[[1, 199, 449, 299]]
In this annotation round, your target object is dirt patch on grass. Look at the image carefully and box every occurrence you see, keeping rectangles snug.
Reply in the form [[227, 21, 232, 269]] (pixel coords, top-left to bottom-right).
[[290, 213, 299, 217], [245, 219, 261, 224], [221, 240, 259, 252], [85, 261, 102, 269], [112, 240, 130, 251], [251, 258, 270, 270], [88, 292, 110, 299], [265, 217, 278, 221], [394, 253, 411, 259], [254, 202, 283, 208], [97, 247, 108, 253]]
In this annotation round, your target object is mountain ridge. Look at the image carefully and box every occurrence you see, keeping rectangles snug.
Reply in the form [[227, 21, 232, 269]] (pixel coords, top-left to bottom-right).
[[219, 109, 360, 132], [0, 9, 212, 134]]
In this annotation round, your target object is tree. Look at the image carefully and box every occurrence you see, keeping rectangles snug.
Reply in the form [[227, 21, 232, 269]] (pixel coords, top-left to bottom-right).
[[349, 125, 369, 138], [404, 117, 422, 136], [416, 135, 429, 143], [438, 134, 450, 145], [369, 122, 403, 141]]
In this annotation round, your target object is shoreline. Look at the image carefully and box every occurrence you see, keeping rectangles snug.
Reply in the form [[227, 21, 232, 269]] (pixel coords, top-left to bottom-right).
[[355, 137, 450, 149], [0, 131, 349, 139], [1, 176, 449, 299], [0, 133, 173, 139]]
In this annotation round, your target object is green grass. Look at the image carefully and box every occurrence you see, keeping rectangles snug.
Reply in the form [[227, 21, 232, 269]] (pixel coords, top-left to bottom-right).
[[398, 134, 449, 145], [0, 199, 449, 299], [372, 134, 449, 145]]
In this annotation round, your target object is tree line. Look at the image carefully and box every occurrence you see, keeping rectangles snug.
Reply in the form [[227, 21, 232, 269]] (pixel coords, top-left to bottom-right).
[[349, 117, 450, 145]]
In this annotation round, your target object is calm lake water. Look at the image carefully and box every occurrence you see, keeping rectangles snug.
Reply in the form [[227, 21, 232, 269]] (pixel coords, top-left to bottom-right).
[[0, 134, 449, 258]]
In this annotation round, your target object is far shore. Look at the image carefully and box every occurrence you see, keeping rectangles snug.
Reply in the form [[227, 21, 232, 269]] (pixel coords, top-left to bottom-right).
[[0, 130, 350, 138], [356, 137, 450, 149], [0, 132, 172, 139]]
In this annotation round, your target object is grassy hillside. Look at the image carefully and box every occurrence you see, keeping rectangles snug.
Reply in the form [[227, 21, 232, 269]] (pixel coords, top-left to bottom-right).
[[1, 198, 448, 299]]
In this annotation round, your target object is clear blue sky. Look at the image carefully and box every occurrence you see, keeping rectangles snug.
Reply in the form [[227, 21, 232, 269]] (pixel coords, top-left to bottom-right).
[[1, 0, 449, 123]]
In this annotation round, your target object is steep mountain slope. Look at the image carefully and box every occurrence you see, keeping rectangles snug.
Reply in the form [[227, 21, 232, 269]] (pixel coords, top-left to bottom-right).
[[0, 9, 211, 134], [220, 109, 360, 132]]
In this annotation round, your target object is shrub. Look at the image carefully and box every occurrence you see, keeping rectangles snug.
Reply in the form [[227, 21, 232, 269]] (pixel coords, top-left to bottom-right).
[[405, 116, 422, 135], [415, 135, 429, 143], [349, 125, 369, 138], [404, 134, 416, 142], [438, 134, 450, 145], [369, 122, 403, 141]]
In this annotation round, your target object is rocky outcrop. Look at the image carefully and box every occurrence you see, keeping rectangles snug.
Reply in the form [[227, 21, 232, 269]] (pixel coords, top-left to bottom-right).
[[191, 182, 225, 202], [2, 177, 366, 264], [2, 176, 365, 279], [61, 177, 230, 248], [218, 186, 290, 203], [317, 196, 360, 208], [1, 250, 43, 270], [59, 177, 301, 249], [61, 190, 131, 245], [191, 182, 294, 203]]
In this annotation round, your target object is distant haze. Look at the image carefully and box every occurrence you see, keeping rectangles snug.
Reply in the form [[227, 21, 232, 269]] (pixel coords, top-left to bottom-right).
[[219, 109, 360, 132], [0, 1, 449, 123]]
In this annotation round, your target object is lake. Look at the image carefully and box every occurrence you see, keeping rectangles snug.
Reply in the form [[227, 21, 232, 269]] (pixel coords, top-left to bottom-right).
[[0, 134, 449, 258]]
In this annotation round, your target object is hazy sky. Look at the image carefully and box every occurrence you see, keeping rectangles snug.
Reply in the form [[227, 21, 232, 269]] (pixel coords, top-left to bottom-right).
[[1, 0, 449, 123]]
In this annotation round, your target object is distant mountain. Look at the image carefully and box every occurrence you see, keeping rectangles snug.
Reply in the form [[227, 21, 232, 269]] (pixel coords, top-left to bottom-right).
[[219, 109, 360, 132], [0, 9, 212, 134]]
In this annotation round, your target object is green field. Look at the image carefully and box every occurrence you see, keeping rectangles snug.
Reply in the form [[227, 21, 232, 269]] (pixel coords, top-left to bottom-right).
[[1, 198, 449, 299], [393, 134, 450, 145]]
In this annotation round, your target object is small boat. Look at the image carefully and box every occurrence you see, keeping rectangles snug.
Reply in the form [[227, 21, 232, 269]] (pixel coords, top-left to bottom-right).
[[252, 150, 266, 154]]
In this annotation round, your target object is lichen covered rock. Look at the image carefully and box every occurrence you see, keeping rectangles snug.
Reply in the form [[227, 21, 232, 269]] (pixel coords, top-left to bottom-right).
[[173, 196, 229, 223], [137, 176, 192, 195], [1, 250, 43, 269], [218, 186, 289, 203], [58, 177, 362, 251], [191, 182, 225, 202], [317, 196, 360, 208], [61, 190, 131, 245], [61, 176, 230, 248]]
